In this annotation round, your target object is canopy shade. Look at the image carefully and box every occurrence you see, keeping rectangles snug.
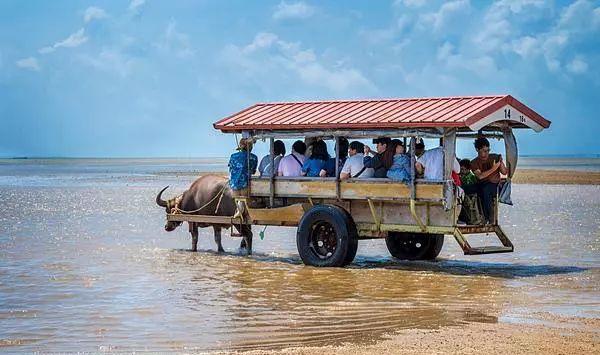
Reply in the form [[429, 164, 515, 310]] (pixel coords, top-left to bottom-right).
[[214, 95, 551, 133]]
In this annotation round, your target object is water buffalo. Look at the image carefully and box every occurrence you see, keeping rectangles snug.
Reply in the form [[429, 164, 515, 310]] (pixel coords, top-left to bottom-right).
[[155, 175, 252, 254]]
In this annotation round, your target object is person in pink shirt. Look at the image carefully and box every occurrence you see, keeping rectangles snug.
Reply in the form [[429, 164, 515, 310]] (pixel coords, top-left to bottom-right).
[[277, 140, 307, 177]]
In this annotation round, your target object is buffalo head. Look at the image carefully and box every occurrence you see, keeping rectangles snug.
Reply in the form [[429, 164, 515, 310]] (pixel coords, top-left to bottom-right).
[[155, 185, 183, 232]]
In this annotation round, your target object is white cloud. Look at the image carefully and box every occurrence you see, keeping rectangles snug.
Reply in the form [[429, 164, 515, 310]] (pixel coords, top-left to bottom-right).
[[395, 0, 426, 8], [155, 21, 194, 58], [129, 0, 146, 13], [472, 0, 548, 53], [243, 32, 279, 53], [84, 6, 107, 23], [222, 32, 374, 94], [558, 0, 600, 32], [495, 0, 546, 13], [80, 48, 135, 77], [39, 28, 88, 54], [567, 57, 588, 74], [511, 36, 539, 58], [419, 0, 471, 32], [16, 57, 40, 71], [273, 1, 315, 20], [437, 42, 454, 61]]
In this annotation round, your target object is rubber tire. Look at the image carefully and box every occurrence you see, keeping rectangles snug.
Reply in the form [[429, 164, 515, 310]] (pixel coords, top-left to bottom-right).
[[331, 205, 358, 266], [297, 205, 357, 267], [385, 232, 444, 260]]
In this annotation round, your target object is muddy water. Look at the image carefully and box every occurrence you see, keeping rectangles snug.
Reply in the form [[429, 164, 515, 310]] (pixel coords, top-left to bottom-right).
[[0, 160, 598, 352]]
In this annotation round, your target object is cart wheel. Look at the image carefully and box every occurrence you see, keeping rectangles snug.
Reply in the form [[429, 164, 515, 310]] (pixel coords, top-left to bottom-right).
[[297, 205, 358, 267], [332, 205, 358, 266], [385, 232, 444, 260]]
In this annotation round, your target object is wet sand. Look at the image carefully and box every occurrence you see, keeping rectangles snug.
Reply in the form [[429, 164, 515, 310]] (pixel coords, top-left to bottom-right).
[[242, 316, 599, 355], [512, 169, 600, 185]]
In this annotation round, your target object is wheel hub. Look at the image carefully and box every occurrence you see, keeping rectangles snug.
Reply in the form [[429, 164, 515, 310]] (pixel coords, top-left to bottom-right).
[[310, 222, 337, 259]]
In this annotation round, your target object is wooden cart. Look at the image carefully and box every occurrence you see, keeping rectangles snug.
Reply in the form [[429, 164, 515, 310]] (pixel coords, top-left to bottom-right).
[[168, 95, 551, 266]]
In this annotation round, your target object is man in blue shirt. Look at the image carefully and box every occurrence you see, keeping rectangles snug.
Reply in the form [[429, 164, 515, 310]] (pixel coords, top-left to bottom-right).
[[228, 138, 258, 192], [229, 138, 258, 222]]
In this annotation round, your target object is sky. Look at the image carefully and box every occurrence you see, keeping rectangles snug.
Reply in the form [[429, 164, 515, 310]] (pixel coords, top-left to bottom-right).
[[0, 0, 599, 158]]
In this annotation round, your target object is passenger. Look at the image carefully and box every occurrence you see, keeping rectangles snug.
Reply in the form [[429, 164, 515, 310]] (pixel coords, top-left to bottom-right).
[[470, 137, 508, 224], [301, 140, 329, 177], [415, 138, 425, 158], [340, 141, 374, 180], [323, 137, 349, 177], [278, 140, 307, 177], [364, 137, 394, 178], [228, 138, 258, 218], [415, 138, 460, 180], [459, 159, 478, 194], [258, 140, 285, 177], [386, 139, 411, 182]]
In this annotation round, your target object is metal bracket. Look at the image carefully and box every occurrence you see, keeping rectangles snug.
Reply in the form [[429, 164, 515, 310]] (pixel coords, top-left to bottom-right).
[[409, 199, 427, 232], [367, 198, 381, 231]]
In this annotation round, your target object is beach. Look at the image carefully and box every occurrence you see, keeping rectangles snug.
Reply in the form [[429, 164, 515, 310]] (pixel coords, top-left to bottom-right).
[[0, 158, 598, 353], [242, 317, 599, 354], [512, 169, 600, 185]]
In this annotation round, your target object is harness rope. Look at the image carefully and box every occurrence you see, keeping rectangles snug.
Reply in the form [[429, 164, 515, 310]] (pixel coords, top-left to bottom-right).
[[171, 183, 229, 214]]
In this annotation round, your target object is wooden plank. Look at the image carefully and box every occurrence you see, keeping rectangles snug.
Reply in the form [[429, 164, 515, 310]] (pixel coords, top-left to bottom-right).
[[340, 181, 443, 200], [251, 179, 337, 198], [247, 203, 309, 224], [167, 214, 241, 225], [251, 178, 443, 200]]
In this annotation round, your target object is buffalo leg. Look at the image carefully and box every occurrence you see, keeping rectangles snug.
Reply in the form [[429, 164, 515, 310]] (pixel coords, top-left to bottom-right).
[[242, 225, 253, 256], [213, 226, 224, 253], [189, 222, 199, 252]]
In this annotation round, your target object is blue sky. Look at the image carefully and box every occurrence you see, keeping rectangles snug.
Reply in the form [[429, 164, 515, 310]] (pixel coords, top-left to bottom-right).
[[1, 0, 599, 158]]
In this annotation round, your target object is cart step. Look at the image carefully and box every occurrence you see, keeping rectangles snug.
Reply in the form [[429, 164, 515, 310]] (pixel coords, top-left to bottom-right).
[[453, 225, 515, 256], [465, 246, 513, 255]]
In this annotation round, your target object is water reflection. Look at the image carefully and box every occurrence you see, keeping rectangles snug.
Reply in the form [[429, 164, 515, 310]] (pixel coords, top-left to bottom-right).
[[162, 250, 506, 350]]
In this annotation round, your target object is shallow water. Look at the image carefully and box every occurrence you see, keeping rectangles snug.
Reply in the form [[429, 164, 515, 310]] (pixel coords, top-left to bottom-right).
[[0, 160, 598, 352]]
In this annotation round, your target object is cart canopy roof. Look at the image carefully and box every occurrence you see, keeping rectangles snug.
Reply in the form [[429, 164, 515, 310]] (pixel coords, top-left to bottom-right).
[[213, 95, 551, 134]]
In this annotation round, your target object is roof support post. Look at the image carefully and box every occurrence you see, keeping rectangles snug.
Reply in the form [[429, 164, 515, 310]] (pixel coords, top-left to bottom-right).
[[409, 136, 416, 200], [246, 137, 251, 198], [443, 128, 457, 180], [335, 136, 340, 200], [269, 137, 275, 208], [443, 128, 457, 210]]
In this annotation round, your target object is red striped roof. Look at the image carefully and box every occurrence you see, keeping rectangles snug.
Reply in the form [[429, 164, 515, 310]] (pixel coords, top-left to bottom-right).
[[213, 95, 551, 132]]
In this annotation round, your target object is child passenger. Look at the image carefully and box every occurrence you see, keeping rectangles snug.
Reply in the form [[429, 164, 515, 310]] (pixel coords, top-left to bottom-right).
[[386, 139, 411, 182], [459, 159, 478, 194], [459, 159, 477, 184]]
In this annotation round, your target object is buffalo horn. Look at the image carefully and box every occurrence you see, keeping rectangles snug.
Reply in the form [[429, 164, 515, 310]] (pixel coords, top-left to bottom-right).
[[156, 185, 170, 207]]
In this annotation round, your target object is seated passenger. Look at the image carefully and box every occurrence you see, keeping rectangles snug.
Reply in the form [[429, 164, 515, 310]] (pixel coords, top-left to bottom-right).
[[258, 140, 285, 177], [340, 141, 374, 180], [470, 137, 508, 224], [323, 137, 349, 177], [301, 140, 329, 177], [386, 139, 411, 182], [364, 137, 394, 178], [415, 139, 459, 180], [459, 159, 477, 193], [278, 140, 306, 177]]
